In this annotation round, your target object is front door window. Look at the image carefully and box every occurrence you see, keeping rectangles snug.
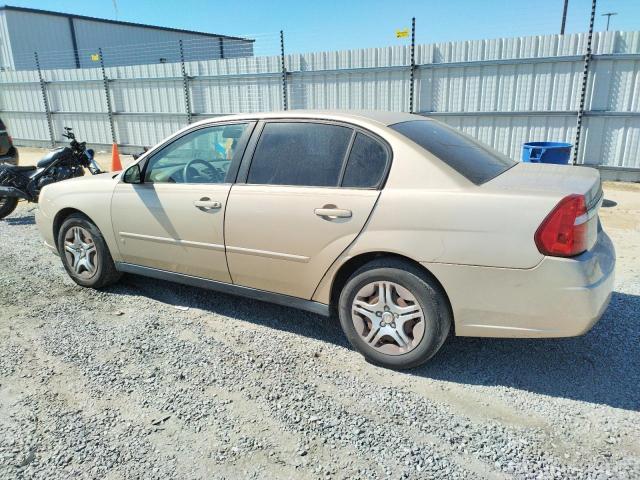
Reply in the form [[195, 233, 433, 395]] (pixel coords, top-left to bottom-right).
[[145, 123, 251, 184]]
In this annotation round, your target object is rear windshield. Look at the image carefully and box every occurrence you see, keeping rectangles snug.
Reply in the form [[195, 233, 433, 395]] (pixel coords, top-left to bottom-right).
[[390, 120, 515, 184]]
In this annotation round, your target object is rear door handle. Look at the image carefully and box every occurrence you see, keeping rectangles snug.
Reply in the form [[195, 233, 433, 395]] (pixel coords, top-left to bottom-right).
[[314, 207, 352, 219], [194, 198, 222, 210]]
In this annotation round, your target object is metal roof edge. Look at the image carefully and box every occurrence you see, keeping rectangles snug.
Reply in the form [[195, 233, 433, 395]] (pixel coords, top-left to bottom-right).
[[0, 5, 254, 42]]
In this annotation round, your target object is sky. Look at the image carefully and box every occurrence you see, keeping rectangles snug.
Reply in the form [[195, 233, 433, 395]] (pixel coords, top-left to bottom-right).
[[6, 0, 640, 54]]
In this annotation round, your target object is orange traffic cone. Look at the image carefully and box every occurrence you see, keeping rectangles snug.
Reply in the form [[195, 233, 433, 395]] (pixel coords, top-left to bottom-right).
[[111, 143, 122, 171]]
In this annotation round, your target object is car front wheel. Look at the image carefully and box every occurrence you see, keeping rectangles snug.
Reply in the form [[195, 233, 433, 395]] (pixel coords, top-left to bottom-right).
[[57, 213, 122, 289], [338, 258, 451, 370]]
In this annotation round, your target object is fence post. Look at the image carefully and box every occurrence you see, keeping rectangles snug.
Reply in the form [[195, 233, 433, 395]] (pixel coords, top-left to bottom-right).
[[34, 52, 55, 147], [98, 48, 116, 145], [572, 0, 596, 165], [409, 17, 416, 113], [280, 30, 288, 111], [179, 40, 193, 124]]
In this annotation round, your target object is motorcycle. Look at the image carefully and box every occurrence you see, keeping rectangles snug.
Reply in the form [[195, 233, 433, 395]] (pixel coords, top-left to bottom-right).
[[0, 127, 103, 220]]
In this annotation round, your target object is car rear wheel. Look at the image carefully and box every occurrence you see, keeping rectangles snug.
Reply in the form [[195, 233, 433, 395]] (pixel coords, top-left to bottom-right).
[[338, 258, 451, 369], [57, 214, 121, 289], [0, 196, 18, 220]]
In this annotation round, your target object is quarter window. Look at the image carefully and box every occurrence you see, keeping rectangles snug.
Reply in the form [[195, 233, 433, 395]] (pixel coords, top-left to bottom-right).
[[341, 133, 388, 188], [144, 123, 250, 184], [247, 122, 352, 187]]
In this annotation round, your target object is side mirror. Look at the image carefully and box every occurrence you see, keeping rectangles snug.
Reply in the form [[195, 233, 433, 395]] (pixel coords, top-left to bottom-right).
[[123, 164, 142, 184]]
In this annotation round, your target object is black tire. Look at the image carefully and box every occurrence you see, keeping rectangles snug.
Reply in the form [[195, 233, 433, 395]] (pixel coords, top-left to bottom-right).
[[57, 213, 122, 289], [0, 197, 18, 220], [338, 258, 451, 370]]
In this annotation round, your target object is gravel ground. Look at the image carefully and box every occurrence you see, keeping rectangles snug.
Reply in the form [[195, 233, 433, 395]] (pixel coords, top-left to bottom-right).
[[0, 182, 638, 479]]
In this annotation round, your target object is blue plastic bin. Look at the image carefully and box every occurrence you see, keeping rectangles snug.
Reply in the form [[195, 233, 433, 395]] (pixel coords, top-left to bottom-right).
[[522, 142, 572, 164]]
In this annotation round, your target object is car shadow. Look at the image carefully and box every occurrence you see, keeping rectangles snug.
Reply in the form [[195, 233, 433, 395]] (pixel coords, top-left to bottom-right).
[[108, 275, 639, 411], [109, 274, 349, 347], [413, 291, 640, 411]]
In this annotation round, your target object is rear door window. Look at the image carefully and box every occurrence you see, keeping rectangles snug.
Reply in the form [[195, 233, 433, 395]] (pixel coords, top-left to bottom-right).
[[390, 120, 515, 184], [247, 122, 352, 187], [341, 133, 388, 188]]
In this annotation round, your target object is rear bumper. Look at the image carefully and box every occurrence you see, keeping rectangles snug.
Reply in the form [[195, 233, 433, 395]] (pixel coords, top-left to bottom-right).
[[424, 230, 616, 338]]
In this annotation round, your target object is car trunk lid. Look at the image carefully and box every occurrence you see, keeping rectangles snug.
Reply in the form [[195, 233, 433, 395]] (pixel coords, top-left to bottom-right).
[[485, 162, 603, 252]]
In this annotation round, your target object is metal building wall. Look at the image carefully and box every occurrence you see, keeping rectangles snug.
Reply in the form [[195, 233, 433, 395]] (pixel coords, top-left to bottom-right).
[[72, 20, 251, 68], [0, 31, 638, 171], [0, 11, 13, 70], [0, 8, 253, 70], [2, 9, 76, 70]]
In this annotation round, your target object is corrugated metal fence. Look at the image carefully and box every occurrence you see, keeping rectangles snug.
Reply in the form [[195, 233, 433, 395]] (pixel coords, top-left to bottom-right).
[[1, 30, 639, 170]]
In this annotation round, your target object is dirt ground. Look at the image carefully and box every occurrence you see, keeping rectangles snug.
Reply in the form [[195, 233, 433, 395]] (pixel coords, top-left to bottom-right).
[[0, 152, 638, 478]]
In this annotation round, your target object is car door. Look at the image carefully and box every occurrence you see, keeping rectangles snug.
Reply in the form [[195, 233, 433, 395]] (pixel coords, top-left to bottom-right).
[[111, 122, 253, 282], [224, 121, 391, 299]]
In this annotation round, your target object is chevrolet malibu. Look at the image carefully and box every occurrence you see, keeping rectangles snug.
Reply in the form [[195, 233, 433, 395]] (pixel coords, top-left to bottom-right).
[[35, 111, 615, 369]]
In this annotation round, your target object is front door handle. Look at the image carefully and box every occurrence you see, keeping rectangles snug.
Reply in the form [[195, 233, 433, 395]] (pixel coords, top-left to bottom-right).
[[314, 207, 352, 219], [194, 198, 222, 210]]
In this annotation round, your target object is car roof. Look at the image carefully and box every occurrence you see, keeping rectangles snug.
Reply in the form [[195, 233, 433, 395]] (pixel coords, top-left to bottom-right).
[[190, 110, 426, 128]]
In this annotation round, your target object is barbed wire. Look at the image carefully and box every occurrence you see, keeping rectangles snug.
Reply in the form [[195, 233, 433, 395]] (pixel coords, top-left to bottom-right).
[[3, 18, 622, 74], [5, 32, 283, 71]]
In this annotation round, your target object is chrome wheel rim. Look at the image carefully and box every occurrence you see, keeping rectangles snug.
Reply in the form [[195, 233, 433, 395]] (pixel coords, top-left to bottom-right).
[[351, 281, 425, 356], [63, 226, 98, 278]]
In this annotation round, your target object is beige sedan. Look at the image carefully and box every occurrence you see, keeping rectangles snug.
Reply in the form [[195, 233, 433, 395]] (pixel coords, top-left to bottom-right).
[[35, 111, 615, 369]]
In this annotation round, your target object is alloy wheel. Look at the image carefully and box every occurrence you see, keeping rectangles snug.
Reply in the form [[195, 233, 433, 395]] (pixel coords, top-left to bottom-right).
[[351, 281, 425, 355], [63, 226, 98, 279]]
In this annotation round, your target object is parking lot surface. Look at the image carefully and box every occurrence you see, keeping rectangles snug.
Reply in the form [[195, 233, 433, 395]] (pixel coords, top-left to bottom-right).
[[0, 179, 638, 479]]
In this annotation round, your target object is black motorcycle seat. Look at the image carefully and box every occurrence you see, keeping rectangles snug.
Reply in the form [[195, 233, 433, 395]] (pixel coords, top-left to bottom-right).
[[5, 165, 36, 172]]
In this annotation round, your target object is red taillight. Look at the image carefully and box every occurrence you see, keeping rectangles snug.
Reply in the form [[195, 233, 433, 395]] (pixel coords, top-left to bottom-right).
[[535, 194, 588, 257], [8, 135, 13, 145]]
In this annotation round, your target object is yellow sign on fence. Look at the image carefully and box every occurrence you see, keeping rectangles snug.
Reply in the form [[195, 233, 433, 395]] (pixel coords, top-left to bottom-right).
[[90, 53, 100, 62], [396, 29, 409, 39]]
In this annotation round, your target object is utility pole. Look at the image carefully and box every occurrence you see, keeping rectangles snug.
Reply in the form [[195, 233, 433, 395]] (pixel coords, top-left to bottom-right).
[[602, 12, 617, 31], [560, 0, 569, 34]]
